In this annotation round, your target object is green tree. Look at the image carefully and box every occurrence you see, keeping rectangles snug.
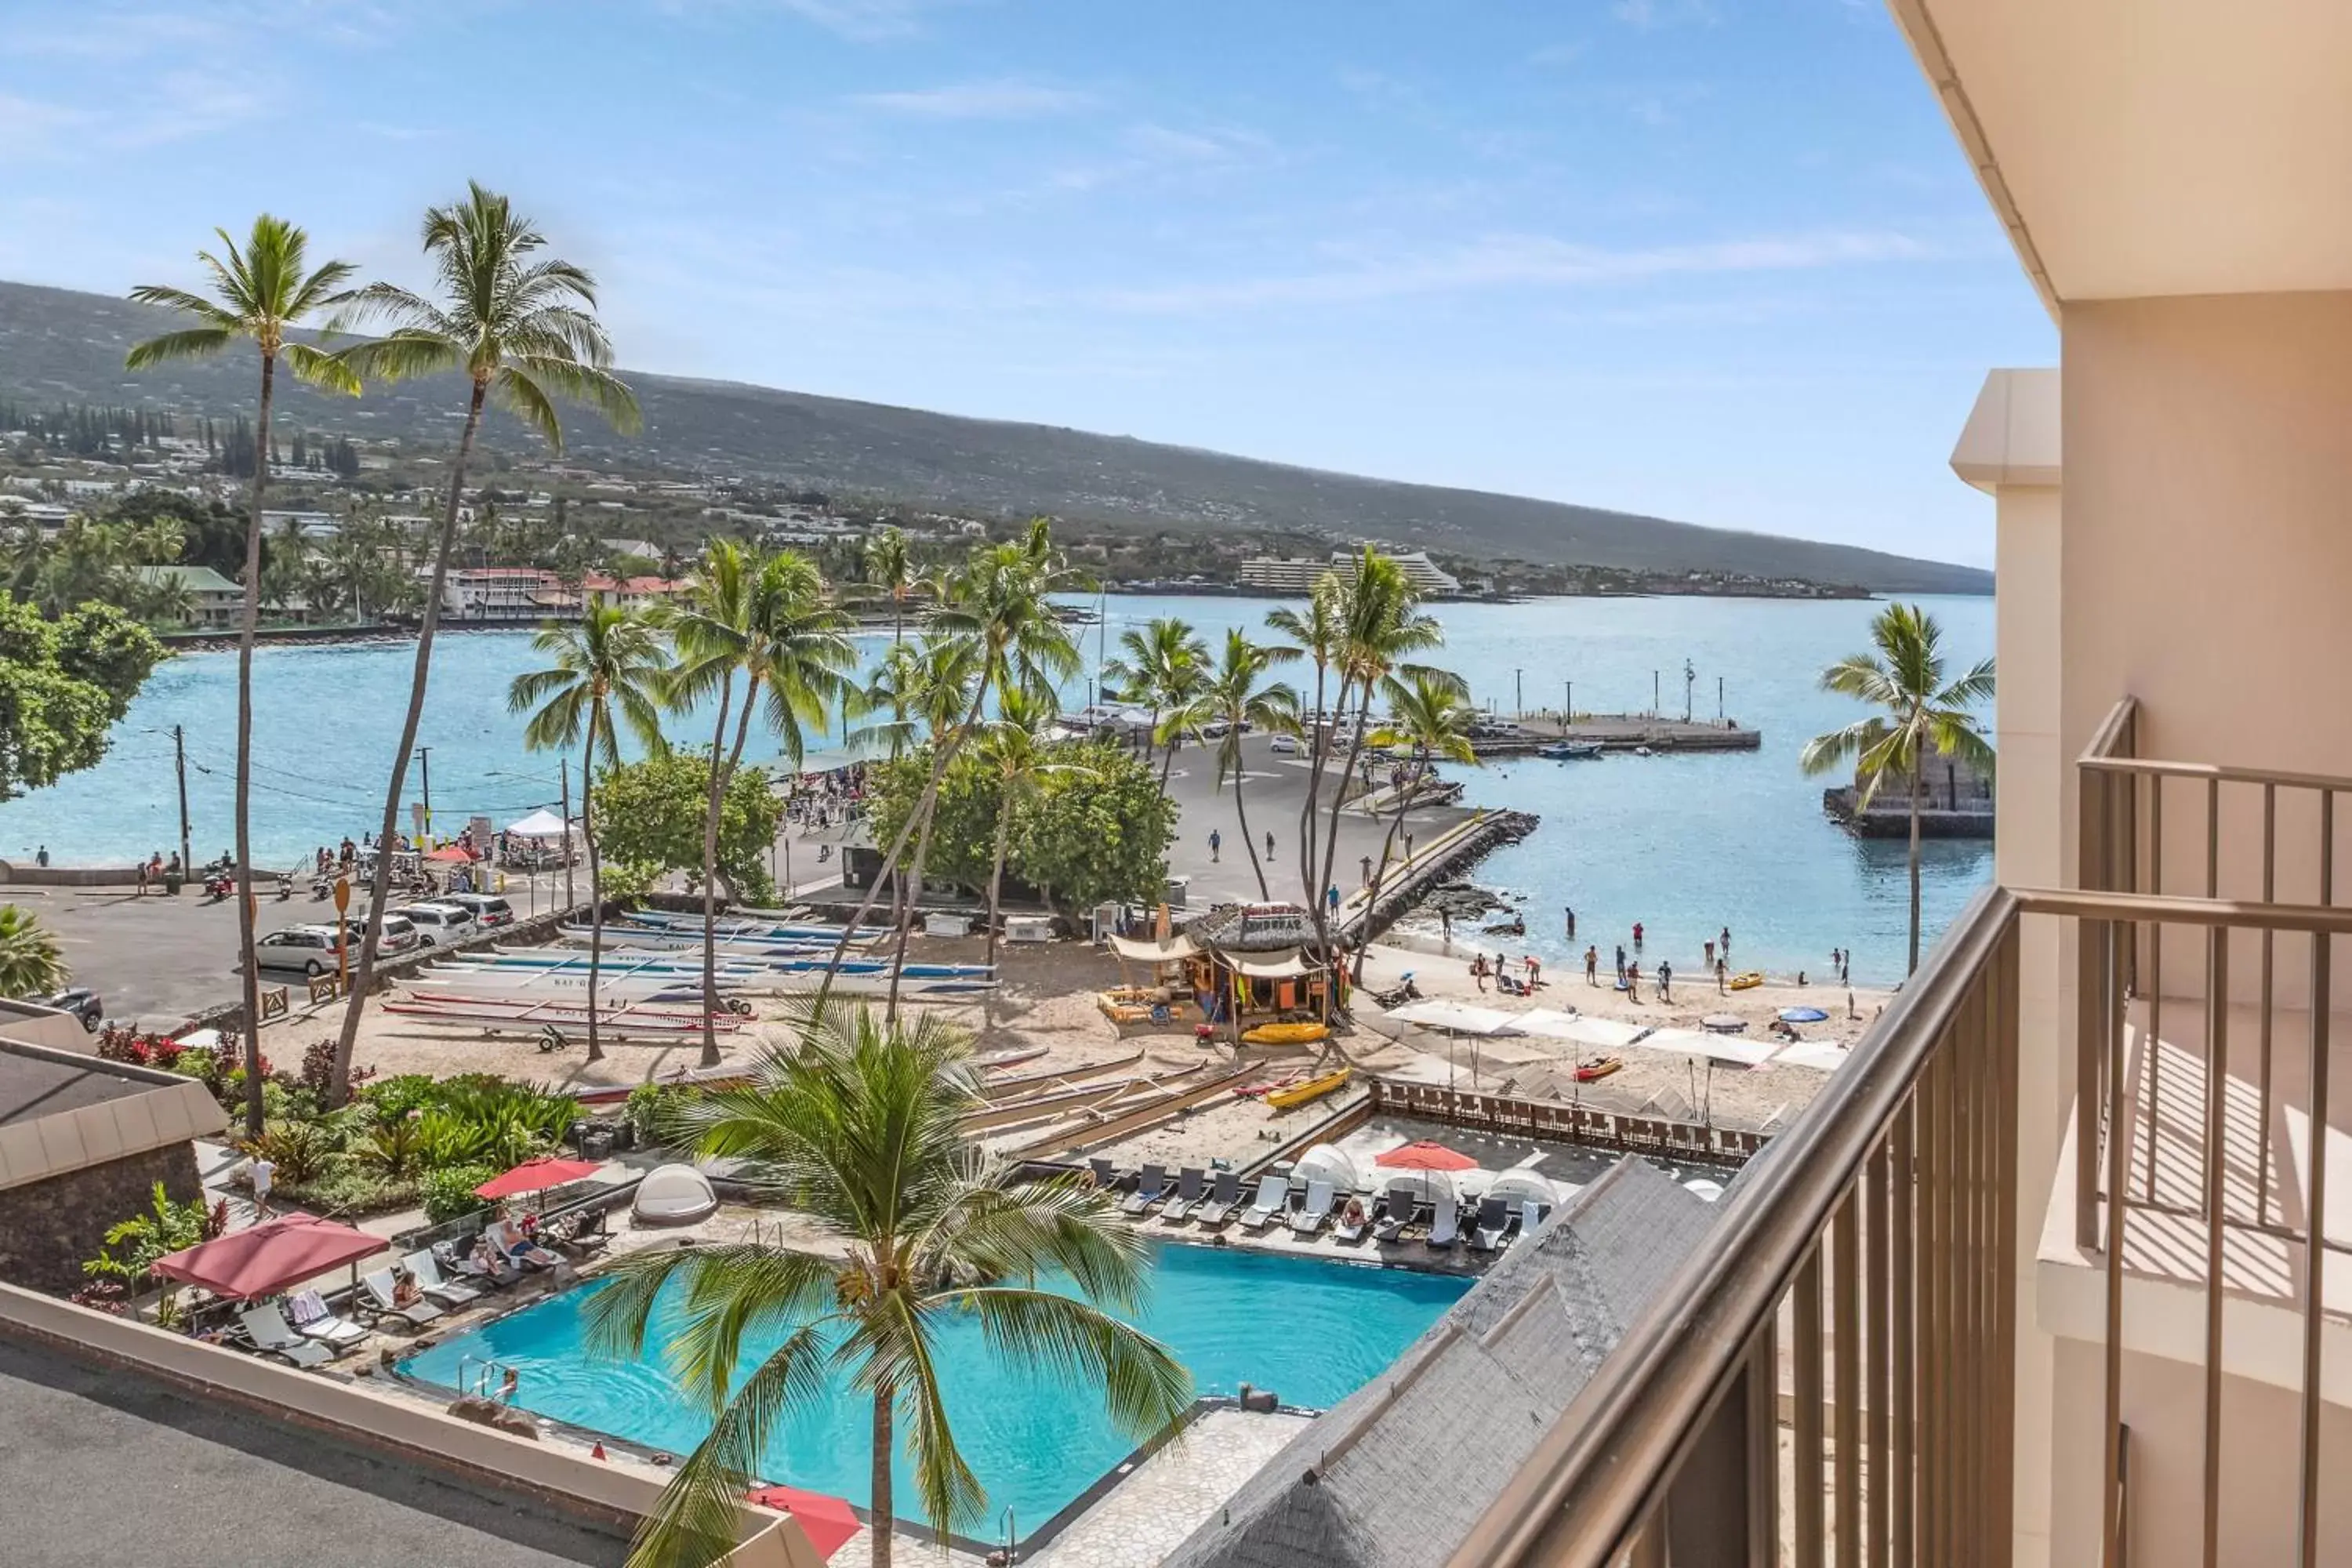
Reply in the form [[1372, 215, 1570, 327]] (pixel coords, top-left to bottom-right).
[[1014, 739, 1179, 916], [0, 904, 67, 995], [328, 184, 640, 1104], [974, 684, 1094, 971], [1192, 629, 1301, 901], [1264, 580, 1346, 905], [81, 1181, 223, 1324], [127, 214, 361, 1138], [1801, 602, 1995, 973], [591, 750, 783, 909], [508, 601, 672, 1060], [1102, 615, 1209, 793], [585, 1004, 1189, 1568], [1355, 670, 1478, 967]]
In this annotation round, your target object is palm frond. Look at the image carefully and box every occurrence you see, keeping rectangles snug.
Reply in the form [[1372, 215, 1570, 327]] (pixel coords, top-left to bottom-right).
[[279, 341, 361, 397], [941, 1285, 1193, 1439], [124, 327, 234, 369]]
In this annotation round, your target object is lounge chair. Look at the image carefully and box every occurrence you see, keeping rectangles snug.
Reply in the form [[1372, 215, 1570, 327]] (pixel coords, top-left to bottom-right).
[[404, 1248, 484, 1308], [1512, 1200, 1551, 1247], [1426, 1199, 1461, 1250], [1195, 1170, 1243, 1227], [439, 1238, 522, 1289], [1372, 1185, 1417, 1245], [1241, 1174, 1291, 1230], [1468, 1196, 1512, 1252], [1160, 1167, 1207, 1223], [285, 1289, 369, 1349], [1333, 1193, 1372, 1244], [1288, 1179, 1337, 1236], [358, 1268, 445, 1329], [1121, 1163, 1169, 1215], [236, 1304, 333, 1367], [1089, 1156, 1123, 1192]]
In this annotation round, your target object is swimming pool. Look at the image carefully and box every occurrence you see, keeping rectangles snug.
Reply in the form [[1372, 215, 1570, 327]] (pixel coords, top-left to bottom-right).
[[400, 1242, 1468, 1537]]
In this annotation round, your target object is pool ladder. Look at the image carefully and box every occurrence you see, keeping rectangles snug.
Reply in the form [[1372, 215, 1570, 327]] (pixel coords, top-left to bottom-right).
[[999, 1506, 1017, 1563], [456, 1355, 516, 1400]]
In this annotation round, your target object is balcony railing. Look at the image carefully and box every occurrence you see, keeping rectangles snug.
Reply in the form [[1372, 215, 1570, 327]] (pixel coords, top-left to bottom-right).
[[1447, 701, 2350, 1567]]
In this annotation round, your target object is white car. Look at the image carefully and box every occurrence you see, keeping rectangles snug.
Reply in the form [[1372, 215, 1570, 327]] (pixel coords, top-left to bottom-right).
[[336, 913, 418, 955], [252, 925, 347, 977], [1269, 733, 1301, 755], [438, 892, 516, 927], [396, 902, 478, 946]]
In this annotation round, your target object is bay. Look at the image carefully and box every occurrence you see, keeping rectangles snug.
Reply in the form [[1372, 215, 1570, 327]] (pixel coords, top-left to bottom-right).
[[0, 592, 1993, 982]]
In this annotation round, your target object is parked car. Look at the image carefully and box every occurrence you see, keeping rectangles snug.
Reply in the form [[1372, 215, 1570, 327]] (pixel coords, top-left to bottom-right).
[[1269, 733, 1301, 755], [395, 902, 477, 946], [32, 987, 104, 1031], [438, 892, 516, 927], [337, 913, 417, 955], [252, 925, 347, 977]]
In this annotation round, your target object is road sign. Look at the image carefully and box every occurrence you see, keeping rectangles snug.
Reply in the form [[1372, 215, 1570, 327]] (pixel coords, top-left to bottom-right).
[[332, 878, 351, 914]]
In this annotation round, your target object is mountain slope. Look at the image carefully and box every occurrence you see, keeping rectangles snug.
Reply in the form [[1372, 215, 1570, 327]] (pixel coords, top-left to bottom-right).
[[0, 278, 1989, 593]]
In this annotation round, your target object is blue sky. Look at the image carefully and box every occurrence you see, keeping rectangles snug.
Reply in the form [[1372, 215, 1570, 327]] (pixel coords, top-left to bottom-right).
[[0, 0, 2053, 567]]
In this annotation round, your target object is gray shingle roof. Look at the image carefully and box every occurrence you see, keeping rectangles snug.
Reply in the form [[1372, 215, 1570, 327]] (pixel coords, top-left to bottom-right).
[[1160, 1157, 1721, 1568]]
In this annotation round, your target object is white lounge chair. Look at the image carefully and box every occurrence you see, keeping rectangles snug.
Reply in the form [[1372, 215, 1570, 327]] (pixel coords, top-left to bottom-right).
[[285, 1290, 369, 1349], [404, 1248, 483, 1308], [1241, 1174, 1291, 1230], [360, 1268, 445, 1329], [1160, 1167, 1207, 1223], [237, 1304, 333, 1367], [1512, 1200, 1552, 1248], [1426, 1199, 1461, 1250], [1288, 1179, 1337, 1236], [1469, 1196, 1512, 1252], [1195, 1171, 1243, 1227], [1121, 1163, 1169, 1215]]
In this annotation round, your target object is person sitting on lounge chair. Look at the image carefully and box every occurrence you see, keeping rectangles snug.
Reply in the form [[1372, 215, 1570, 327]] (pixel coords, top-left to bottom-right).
[[491, 1215, 563, 1269]]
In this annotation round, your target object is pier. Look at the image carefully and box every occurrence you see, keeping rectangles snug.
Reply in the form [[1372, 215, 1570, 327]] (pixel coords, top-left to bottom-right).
[[1486, 711, 1761, 754]]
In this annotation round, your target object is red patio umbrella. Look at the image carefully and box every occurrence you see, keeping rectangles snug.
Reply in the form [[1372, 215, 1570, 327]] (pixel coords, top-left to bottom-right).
[[474, 1156, 606, 1200], [1373, 1140, 1479, 1172], [744, 1485, 862, 1560], [424, 844, 478, 863], [151, 1213, 386, 1301]]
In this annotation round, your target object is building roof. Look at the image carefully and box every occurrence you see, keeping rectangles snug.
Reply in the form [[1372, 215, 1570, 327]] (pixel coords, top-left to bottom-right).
[[0, 1334, 626, 1568], [132, 564, 240, 594], [0, 1038, 230, 1189], [0, 1047, 148, 1125], [1160, 1158, 1722, 1568]]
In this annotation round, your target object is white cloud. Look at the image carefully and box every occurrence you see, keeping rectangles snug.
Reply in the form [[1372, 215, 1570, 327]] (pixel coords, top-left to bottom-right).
[[760, 0, 945, 41], [850, 78, 1098, 119], [1093, 229, 1940, 314]]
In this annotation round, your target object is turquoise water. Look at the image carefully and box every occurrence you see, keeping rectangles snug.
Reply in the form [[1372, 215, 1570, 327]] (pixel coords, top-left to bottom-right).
[[0, 592, 1992, 978], [399, 1242, 1467, 1533]]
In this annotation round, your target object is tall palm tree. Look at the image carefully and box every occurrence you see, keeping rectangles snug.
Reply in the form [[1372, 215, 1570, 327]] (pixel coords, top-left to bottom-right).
[[1194, 630, 1301, 901], [670, 546, 857, 1062], [863, 525, 915, 645], [1356, 670, 1479, 961], [507, 601, 672, 1060], [974, 684, 1094, 971], [1801, 602, 1994, 973], [126, 216, 361, 1138], [584, 1003, 1190, 1568], [1265, 579, 1346, 902], [325, 183, 639, 1104], [1102, 616, 1207, 789], [0, 905, 67, 996]]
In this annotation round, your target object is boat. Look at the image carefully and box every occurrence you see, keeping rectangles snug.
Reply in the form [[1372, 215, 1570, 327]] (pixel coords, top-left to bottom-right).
[[1573, 1056, 1624, 1082], [1264, 1065, 1351, 1109], [973, 1044, 1049, 1073], [1241, 1019, 1331, 1046], [383, 994, 746, 1040], [621, 909, 892, 944], [1538, 740, 1604, 760], [1728, 971, 1765, 991]]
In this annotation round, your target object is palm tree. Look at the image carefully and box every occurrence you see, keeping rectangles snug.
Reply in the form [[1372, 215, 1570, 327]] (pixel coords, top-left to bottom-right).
[[1265, 579, 1346, 899], [1356, 670, 1479, 960], [325, 183, 639, 1105], [669, 545, 857, 1062], [863, 525, 915, 645], [1102, 616, 1207, 789], [1193, 630, 1301, 900], [583, 1003, 1190, 1568], [126, 216, 361, 1138], [974, 684, 1094, 971], [507, 601, 672, 1059], [0, 905, 67, 996], [1801, 602, 1995, 973]]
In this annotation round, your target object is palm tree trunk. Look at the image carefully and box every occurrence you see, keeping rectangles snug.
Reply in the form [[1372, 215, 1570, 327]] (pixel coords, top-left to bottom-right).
[[697, 670, 735, 1065], [234, 353, 275, 1140], [583, 718, 604, 1063], [883, 807, 938, 1022], [1234, 757, 1270, 901], [870, 1388, 896, 1568], [1313, 682, 1377, 1018], [328, 379, 488, 1105], [985, 780, 1015, 973], [1907, 762, 1924, 975], [1157, 729, 1178, 797]]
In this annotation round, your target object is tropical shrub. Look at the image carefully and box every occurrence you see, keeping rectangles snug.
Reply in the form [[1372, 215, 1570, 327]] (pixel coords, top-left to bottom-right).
[[357, 1073, 441, 1122], [247, 1118, 338, 1187], [277, 1165, 419, 1219], [299, 1038, 373, 1098], [421, 1163, 499, 1225], [80, 1182, 227, 1321], [359, 1117, 424, 1179], [626, 1082, 700, 1147]]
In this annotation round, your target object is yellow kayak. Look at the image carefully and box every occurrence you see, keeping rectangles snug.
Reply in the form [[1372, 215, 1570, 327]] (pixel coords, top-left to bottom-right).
[[1242, 1020, 1330, 1046], [1728, 971, 1765, 992], [1265, 1066, 1351, 1110]]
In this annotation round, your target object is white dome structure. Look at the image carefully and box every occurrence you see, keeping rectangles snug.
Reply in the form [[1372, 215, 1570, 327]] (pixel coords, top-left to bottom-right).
[[1289, 1143, 1364, 1196], [633, 1163, 719, 1225], [1479, 1169, 1559, 1210]]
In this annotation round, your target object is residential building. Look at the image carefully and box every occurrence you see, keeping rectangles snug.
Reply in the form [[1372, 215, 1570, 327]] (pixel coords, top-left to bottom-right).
[[1239, 549, 1461, 597], [580, 573, 685, 612], [436, 566, 561, 622], [132, 564, 241, 628], [1444, 9, 2352, 1568]]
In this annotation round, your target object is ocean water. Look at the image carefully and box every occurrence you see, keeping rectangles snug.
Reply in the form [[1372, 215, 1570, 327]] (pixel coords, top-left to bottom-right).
[[0, 592, 1992, 979], [401, 1241, 1468, 1535]]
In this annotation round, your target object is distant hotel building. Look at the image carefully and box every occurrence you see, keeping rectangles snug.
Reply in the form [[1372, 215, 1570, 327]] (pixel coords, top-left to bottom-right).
[[1238, 549, 1460, 596]]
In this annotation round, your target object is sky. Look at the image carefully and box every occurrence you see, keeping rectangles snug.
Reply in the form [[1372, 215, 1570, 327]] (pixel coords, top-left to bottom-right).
[[0, 0, 2054, 568]]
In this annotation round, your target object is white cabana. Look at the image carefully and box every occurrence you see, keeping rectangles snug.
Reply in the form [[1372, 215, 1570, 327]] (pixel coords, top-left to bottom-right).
[[1371, 1167, 1458, 1207], [632, 1163, 718, 1225], [1638, 1028, 1779, 1069], [1290, 1142, 1365, 1196], [1387, 999, 1523, 1036], [506, 808, 571, 838], [1470, 1168, 1559, 1208], [1773, 1042, 1854, 1073]]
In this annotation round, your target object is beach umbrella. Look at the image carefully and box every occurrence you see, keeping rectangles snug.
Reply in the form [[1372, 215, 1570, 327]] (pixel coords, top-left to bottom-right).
[[1779, 1007, 1829, 1024], [474, 1156, 605, 1200], [151, 1213, 384, 1301], [745, 1485, 862, 1560], [1374, 1139, 1478, 1172], [424, 844, 478, 863]]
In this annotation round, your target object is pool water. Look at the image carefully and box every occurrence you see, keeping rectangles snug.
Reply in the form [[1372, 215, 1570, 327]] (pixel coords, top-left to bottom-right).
[[400, 1242, 1467, 1534]]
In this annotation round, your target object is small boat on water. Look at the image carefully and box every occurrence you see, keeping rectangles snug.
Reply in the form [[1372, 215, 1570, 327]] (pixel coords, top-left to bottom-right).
[[1264, 1065, 1351, 1110], [1728, 971, 1765, 992], [1241, 1019, 1331, 1047], [1538, 741, 1604, 760]]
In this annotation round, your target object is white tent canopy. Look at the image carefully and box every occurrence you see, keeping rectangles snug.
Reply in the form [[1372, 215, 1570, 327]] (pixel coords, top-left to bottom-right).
[[506, 808, 572, 838], [1637, 1028, 1779, 1068], [1387, 1000, 1523, 1036], [1468, 1168, 1558, 1207], [1109, 931, 1198, 964], [1773, 1042, 1853, 1073], [1509, 1009, 1644, 1050]]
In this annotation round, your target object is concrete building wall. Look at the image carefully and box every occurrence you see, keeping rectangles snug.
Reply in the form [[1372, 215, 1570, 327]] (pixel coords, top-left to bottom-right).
[[0, 1141, 203, 1295]]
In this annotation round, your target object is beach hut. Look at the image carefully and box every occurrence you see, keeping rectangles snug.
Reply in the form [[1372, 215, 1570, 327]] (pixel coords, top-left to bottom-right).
[[1182, 902, 1345, 1028]]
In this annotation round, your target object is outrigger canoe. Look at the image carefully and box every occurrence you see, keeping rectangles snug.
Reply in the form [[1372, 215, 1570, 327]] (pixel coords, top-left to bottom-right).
[[1573, 1056, 1624, 1082], [1265, 1065, 1352, 1110], [1240, 1019, 1330, 1046]]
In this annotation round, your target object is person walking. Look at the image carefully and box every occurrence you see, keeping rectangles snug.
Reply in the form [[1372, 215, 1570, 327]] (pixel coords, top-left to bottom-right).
[[1719, 925, 1733, 958], [1403, 831, 1414, 861], [1715, 956, 1730, 994], [136, 858, 150, 897], [1564, 906, 1577, 941], [1704, 938, 1716, 969], [1657, 959, 1672, 1002], [1265, 830, 1276, 862], [34, 844, 48, 868], [1360, 854, 1374, 887], [1471, 954, 1490, 993], [1439, 909, 1452, 943], [1585, 945, 1599, 985], [1326, 883, 1341, 916], [1208, 828, 1221, 863], [249, 1152, 276, 1218]]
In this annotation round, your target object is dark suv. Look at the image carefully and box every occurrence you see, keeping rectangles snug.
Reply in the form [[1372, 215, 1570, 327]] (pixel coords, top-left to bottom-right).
[[36, 988, 104, 1031]]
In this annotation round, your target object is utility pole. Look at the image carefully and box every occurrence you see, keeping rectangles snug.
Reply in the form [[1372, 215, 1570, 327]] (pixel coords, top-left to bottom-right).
[[1653, 670, 1661, 717], [171, 724, 191, 877], [1565, 681, 1573, 727], [1684, 659, 1696, 723], [1719, 677, 1725, 723], [1514, 668, 1523, 718], [559, 760, 575, 910], [414, 746, 433, 844]]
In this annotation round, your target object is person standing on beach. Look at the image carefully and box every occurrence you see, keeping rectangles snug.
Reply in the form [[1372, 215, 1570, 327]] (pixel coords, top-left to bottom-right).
[[1704, 938, 1716, 970], [1265, 830, 1276, 862], [1657, 959, 1672, 1001], [1564, 906, 1576, 941], [1716, 957, 1730, 994], [1209, 829, 1221, 863], [1585, 945, 1599, 985], [1470, 954, 1489, 993], [1439, 909, 1453, 943], [1625, 964, 1642, 1002], [1719, 925, 1733, 957]]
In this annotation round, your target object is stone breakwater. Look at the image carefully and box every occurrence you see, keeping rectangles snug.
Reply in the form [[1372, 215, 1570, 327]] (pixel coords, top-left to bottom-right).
[[1349, 808, 1540, 946]]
